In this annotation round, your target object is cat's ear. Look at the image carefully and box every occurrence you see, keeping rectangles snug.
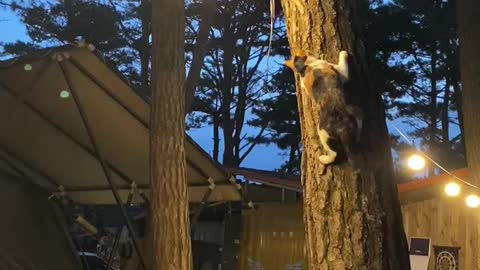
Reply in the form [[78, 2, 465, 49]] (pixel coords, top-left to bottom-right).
[[332, 51, 349, 83], [284, 55, 308, 75], [283, 59, 295, 71]]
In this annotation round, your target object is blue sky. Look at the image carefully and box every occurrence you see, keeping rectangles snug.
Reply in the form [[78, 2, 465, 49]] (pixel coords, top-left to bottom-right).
[[0, 7, 459, 174]]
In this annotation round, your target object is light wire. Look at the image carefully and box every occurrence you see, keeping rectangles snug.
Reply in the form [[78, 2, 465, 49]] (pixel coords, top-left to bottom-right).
[[392, 125, 479, 190]]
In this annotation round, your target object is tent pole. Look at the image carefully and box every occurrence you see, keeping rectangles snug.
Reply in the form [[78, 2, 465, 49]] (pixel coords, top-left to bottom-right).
[[58, 61, 146, 270], [105, 187, 135, 270], [67, 58, 211, 180], [0, 81, 145, 194], [53, 192, 92, 270]]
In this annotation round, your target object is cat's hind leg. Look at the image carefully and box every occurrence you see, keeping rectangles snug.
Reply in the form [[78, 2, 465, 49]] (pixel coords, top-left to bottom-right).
[[317, 128, 337, 164]]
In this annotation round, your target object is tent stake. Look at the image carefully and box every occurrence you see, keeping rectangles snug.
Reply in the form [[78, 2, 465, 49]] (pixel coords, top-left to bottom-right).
[[58, 61, 146, 270]]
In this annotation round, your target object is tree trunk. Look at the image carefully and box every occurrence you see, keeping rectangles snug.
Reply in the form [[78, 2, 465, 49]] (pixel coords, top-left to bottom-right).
[[452, 81, 466, 152], [63, 0, 76, 42], [185, 0, 216, 113], [150, 0, 191, 270], [457, 0, 480, 185], [428, 49, 438, 176], [139, 0, 151, 91], [213, 114, 220, 162], [441, 77, 451, 167], [280, 0, 410, 269], [286, 142, 298, 174], [221, 30, 236, 167]]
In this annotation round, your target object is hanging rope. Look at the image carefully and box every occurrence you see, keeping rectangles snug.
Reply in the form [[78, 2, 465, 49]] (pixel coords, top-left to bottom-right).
[[263, 0, 276, 92]]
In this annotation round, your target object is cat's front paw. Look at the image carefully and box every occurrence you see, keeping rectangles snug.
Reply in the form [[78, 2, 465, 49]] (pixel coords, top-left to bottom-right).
[[319, 154, 336, 164]]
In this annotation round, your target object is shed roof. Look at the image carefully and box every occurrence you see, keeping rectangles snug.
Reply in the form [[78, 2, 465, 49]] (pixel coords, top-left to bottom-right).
[[228, 166, 470, 204], [0, 44, 241, 204]]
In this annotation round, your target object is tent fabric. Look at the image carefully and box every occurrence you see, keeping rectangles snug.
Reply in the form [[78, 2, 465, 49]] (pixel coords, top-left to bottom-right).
[[0, 171, 83, 270], [239, 203, 306, 270], [0, 44, 241, 204]]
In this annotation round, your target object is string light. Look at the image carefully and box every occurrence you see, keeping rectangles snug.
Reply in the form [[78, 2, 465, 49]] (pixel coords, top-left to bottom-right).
[[444, 182, 461, 197], [407, 154, 425, 171], [392, 125, 478, 189], [392, 125, 480, 208], [465, 195, 480, 208]]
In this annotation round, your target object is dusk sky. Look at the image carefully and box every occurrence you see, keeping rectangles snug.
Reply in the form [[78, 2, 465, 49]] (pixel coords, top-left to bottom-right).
[[0, 8, 453, 173]]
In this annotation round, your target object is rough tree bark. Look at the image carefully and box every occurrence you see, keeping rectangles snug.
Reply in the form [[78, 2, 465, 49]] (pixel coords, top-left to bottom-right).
[[457, 0, 480, 185], [150, 0, 191, 269], [280, 0, 410, 269]]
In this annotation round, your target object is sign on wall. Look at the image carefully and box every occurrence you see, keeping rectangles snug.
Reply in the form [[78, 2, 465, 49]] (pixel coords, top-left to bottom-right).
[[409, 237, 431, 270], [433, 245, 460, 270]]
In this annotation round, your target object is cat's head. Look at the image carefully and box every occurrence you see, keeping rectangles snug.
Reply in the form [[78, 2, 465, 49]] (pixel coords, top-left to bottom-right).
[[284, 51, 350, 94]]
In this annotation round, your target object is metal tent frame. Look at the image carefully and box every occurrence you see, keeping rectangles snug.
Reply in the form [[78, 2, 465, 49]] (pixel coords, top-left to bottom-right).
[[0, 44, 245, 270]]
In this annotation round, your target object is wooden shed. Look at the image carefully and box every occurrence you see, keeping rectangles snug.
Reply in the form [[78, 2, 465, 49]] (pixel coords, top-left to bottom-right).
[[232, 167, 478, 269], [399, 168, 479, 269]]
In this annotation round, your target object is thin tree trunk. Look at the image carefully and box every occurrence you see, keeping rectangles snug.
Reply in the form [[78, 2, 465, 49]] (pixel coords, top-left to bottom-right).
[[452, 81, 466, 152], [428, 49, 438, 176], [185, 0, 216, 113], [213, 114, 220, 162], [63, 0, 75, 42], [441, 77, 451, 166], [286, 142, 298, 174], [232, 48, 249, 165], [221, 31, 236, 167], [150, 1, 191, 270], [457, 0, 480, 185], [280, 0, 410, 269], [139, 0, 151, 90]]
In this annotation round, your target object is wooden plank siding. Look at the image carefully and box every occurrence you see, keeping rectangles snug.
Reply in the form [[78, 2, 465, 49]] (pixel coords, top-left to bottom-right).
[[401, 197, 480, 269]]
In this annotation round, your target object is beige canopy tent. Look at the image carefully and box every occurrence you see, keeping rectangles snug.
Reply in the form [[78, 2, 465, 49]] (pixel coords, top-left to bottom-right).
[[0, 44, 241, 205]]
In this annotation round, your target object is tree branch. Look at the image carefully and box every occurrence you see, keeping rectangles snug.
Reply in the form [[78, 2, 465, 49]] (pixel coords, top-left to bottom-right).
[[239, 125, 267, 164], [106, 0, 137, 45]]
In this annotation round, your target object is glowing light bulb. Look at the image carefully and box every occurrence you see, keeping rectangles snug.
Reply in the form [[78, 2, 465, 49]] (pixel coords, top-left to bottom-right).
[[444, 182, 461, 197], [407, 154, 425, 171], [23, 64, 32, 71], [465, 195, 480, 208]]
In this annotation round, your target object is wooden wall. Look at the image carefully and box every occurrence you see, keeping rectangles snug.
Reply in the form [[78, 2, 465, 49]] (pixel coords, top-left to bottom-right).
[[401, 197, 480, 269]]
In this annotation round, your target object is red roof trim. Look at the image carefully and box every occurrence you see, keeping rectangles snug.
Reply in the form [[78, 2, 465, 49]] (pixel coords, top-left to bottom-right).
[[227, 167, 469, 194], [226, 167, 302, 191], [397, 168, 469, 193]]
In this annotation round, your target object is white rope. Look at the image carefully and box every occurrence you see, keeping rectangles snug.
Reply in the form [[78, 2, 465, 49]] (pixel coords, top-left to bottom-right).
[[392, 125, 479, 190], [267, 0, 275, 59], [263, 0, 275, 91]]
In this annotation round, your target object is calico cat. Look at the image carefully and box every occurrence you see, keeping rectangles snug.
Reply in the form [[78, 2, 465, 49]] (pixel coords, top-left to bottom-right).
[[284, 51, 363, 165]]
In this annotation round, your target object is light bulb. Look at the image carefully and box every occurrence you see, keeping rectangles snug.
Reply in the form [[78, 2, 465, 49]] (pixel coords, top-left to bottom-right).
[[465, 195, 480, 208], [444, 182, 461, 197], [407, 154, 425, 171]]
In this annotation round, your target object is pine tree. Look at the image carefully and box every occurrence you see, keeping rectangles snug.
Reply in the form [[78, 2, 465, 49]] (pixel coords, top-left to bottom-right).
[[280, 0, 410, 268], [368, 0, 465, 174], [150, 0, 191, 269], [186, 0, 281, 167], [457, 0, 480, 185]]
